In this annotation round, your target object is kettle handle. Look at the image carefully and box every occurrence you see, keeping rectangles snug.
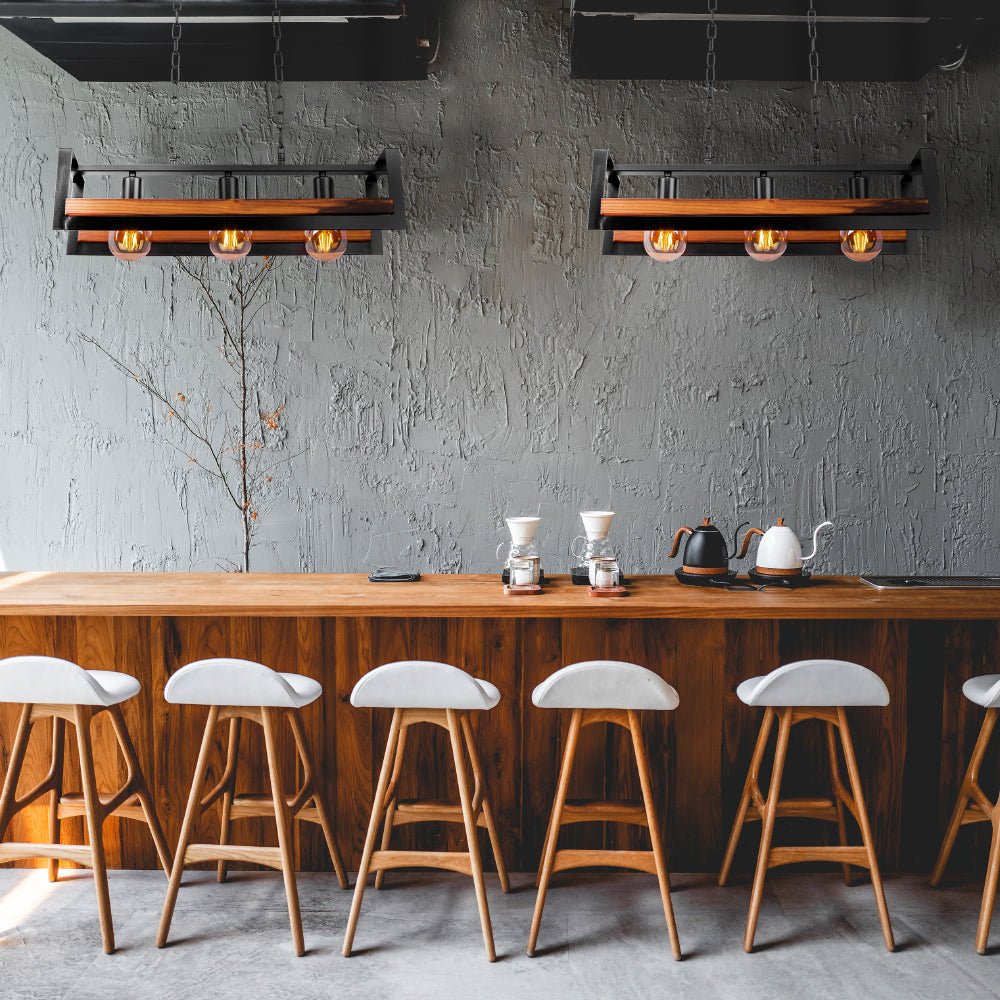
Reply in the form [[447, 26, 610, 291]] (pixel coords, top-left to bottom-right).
[[669, 526, 692, 558], [802, 520, 834, 563], [735, 525, 764, 560], [570, 534, 587, 560], [496, 541, 507, 565]]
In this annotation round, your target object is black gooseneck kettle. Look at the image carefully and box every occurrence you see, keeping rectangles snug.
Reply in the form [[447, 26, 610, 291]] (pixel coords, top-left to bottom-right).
[[669, 518, 761, 576]]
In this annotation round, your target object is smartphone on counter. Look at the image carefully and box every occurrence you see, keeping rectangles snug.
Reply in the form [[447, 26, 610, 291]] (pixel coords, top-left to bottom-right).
[[368, 568, 421, 583]]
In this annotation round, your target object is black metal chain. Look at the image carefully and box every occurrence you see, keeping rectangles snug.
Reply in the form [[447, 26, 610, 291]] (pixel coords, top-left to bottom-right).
[[807, 0, 821, 163], [272, 0, 286, 164], [169, 0, 183, 163], [702, 0, 718, 164], [170, 0, 182, 88]]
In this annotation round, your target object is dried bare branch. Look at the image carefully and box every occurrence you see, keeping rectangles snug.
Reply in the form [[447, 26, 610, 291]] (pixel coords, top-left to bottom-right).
[[80, 258, 287, 571]]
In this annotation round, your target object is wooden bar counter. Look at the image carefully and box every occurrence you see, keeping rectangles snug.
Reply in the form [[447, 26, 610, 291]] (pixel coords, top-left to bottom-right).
[[0, 571, 997, 875]]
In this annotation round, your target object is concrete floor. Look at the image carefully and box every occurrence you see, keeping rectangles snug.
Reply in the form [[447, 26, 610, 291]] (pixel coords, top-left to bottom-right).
[[0, 868, 996, 999]]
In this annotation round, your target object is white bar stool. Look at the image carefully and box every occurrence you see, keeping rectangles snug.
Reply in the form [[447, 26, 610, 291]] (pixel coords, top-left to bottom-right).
[[719, 658, 894, 952], [156, 658, 348, 957], [931, 673, 1000, 953], [343, 660, 509, 962], [0, 655, 171, 954], [527, 660, 682, 960]]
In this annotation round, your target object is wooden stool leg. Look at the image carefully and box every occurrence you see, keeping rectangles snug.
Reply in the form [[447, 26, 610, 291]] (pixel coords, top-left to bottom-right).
[[744, 707, 792, 953], [534, 807, 555, 889], [0, 704, 33, 837], [262, 708, 305, 956], [447, 709, 495, 962], [287, 711, 349, 890], [343, 708, 403, 957], [157, 706, 219, 949], [74, 706, 114, 955], [838, 708, 894, 952], [47, 717, 66, 882], [719, 708, 774, 887], [108, 705, 173, 877], [629, 710, 681, 961], [216, 717, 242, 884], [374, 722, 407, 891], [825, 720, 853, 887], [461, 714, 510, 893], [528, 708, 582, 957], [977, 809, 1000, 954], [932, 709, 997, 887]]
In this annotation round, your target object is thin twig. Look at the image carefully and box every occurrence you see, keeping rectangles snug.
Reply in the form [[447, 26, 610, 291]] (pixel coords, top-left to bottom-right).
[[79, 258, 286, 572]]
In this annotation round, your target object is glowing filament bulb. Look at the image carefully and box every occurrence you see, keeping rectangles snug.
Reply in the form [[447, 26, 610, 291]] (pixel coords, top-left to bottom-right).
[[744, 229, 788, 262], [108, 229, 152, 261], [840, 229, 883, 262], [643, 229, 687, 262], [209, 229, 253, 261], [304, 229, 348, 262]]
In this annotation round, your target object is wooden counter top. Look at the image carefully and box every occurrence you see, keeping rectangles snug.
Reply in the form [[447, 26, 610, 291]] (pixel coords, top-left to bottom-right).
[[0, 571, 997, 619]]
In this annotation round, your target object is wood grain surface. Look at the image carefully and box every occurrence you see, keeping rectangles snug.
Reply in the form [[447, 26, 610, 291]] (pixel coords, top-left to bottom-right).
[[1, 572, 999, 620], [1, 604, 997, 875], [64, 198, 394, 217], [79, 229, 374, 244], [600, 197, 930, 218], [612, 230, 909, 244]]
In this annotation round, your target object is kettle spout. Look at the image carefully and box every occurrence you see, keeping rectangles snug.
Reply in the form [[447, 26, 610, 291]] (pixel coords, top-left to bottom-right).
[[669, 526, 692, 559], [735, 524, 764, 560], [802, 521, 834, 563]]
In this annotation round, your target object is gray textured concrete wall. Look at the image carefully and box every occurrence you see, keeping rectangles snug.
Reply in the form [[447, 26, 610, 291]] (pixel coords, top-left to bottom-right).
[[0, 2, 997, 576]]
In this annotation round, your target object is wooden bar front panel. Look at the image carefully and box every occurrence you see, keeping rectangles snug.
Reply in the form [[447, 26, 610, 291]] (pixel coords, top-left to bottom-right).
[[1, 614, 997, 875]]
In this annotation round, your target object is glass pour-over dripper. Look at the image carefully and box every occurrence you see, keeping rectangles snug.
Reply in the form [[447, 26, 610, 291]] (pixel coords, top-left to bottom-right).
[[570, 511, 616, 585], [497, 516, 542, 583]]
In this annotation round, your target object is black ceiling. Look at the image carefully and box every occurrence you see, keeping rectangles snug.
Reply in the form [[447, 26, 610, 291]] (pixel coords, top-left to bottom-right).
[[0, 1, 437, 81], [570, 2, 996, 81], [2, 1, 996, 84]]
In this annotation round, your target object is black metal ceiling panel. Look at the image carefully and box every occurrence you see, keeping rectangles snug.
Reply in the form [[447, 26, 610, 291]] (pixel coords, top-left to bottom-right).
[[0, 0, 436, 81], [570, 3, 992, 81], [1, 1, 404, 11], [572, 1, 994, 14]]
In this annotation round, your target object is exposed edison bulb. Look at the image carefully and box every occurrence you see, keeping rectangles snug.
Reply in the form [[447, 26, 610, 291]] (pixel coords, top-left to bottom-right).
[[840, 229, 883, 263], [209, 229, 253, 261], [304, 229, 348, 262], [744, 229, 789, 262], [643, 228, 687, 262], [108, 229, 152, 261]]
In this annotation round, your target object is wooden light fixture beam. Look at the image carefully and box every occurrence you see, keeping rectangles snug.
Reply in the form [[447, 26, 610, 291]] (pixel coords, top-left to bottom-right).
[[53, 147, 406, 257], [590, 147, 939, 258]]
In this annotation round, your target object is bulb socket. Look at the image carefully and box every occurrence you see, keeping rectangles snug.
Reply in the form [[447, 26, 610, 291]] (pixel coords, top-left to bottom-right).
[[121, 173, 143, 199], [314, 173, 335, 198], [656, 174, 678, 199], [218, 173, 240, 199], [849, 174, 869, 199], [753, 174, 774, 199]]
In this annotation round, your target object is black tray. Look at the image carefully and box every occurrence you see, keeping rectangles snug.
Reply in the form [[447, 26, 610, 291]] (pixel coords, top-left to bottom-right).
[[675, 568, 734, 587], [675, 568, 762, 591], [748, 568, 813, 588]]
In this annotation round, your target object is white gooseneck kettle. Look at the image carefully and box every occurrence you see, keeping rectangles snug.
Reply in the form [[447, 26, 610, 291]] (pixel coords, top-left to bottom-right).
[[754, 518, 833, 576]]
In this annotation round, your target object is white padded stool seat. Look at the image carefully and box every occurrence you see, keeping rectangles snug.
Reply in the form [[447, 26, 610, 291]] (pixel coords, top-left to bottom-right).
[[532, 660, 679, 711], [351, 661, 499, 710], [737, 659, 889, 708], [0, 655, 140, 706], [164, 658, 321, 708], [962, 674, 1000, 709]]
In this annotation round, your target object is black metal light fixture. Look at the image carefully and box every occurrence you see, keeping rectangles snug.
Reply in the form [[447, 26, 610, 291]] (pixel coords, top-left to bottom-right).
[[52, 0, 407, 261], [592, 0, 941, 262], [54, 150, 406, 258], [589, 148, 939, 258]]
